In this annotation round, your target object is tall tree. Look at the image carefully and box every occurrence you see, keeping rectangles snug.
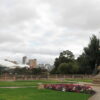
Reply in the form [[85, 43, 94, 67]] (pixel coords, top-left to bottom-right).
[[78, 35, 100, 74], [52, 50, 75, 74], [77, 53, 92, 74]]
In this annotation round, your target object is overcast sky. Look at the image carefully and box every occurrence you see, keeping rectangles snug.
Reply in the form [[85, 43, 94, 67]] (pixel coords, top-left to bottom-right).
[[0, 0, 100, 64]]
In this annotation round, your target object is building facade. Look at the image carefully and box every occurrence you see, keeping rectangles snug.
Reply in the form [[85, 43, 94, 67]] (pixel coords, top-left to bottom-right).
[[22, 56, 27, 64], [28, 59, 37, 69]]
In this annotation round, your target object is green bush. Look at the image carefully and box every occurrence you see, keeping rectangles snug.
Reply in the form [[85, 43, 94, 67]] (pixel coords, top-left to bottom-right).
[[57, 62, 79, 74]]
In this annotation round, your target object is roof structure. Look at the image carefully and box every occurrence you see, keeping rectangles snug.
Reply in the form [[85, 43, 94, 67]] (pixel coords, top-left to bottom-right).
[[0, 60, 29, 68]]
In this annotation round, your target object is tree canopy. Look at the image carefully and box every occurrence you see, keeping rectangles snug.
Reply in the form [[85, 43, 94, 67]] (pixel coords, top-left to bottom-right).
[[57, 62, 79, 74], [51, 50, 75, 74], [77, 35, 100, 74], [52, 34, 100, 75]]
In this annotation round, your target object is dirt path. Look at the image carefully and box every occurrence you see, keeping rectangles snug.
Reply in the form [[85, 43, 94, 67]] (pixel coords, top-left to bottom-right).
[[88, 86, 100, 100]]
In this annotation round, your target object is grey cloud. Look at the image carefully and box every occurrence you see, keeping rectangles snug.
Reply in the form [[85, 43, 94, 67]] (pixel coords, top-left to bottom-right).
[[0, 0, 38, 28], [0, 0, 99, 64], [0, 43, 60, 56], [44, 0, 100, 30], [0, 33, 22, 44]]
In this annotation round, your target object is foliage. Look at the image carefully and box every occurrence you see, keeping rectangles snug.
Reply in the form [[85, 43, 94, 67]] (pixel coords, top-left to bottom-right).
[[57, 62, 79, 74], [0, 66, 11, 75], [77, 35, 100, 74], [0, 67, 48, 75], [52, 50, 75, 74], [77, 53, 92, 74], [0, 66, 5, 75], [31, 68, 47, 75], [59, 50, 74, 60], [52, 34, 100, 74], [12, 67, 31, 75]]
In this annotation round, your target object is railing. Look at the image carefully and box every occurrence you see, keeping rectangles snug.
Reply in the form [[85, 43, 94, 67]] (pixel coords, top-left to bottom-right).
[[0, 74, 93, 81]]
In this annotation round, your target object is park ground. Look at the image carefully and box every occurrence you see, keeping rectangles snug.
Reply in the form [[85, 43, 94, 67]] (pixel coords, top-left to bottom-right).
[[0, 79, 92, 100]]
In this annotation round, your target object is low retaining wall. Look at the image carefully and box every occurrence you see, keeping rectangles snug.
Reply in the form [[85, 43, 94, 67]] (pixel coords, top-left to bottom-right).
[[0, 75, 93, 81]]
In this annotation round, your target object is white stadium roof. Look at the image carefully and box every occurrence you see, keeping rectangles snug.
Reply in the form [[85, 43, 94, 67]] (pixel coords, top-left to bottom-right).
[[0, 60, 29, 68]]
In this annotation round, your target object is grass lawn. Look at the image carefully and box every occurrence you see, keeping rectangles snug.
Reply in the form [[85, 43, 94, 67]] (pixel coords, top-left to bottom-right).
[[0, 80, 92, 100], [65, 79, 93, 83], [0, 88, 90, 100], [0, 80, 74, 87]]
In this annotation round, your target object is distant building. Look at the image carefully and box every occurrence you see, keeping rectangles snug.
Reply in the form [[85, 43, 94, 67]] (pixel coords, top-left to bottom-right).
[[22, 56, 27, 64], [37, 64, 54, 71], [37, 64, 45, 69], [28, 59, 37, 69]]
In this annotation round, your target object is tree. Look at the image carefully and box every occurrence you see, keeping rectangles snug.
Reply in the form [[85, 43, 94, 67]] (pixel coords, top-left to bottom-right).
[[59, 50, 74, 60], [57, 62, 79, 74], [0, 66, 5, 75], [12, 67, 30, 75], [0, 65, 10, 75], [31, 68, 42, 75], [77, 53, 92, 74], [52, 50, 75, 74], [77, 35, 100, 74]]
